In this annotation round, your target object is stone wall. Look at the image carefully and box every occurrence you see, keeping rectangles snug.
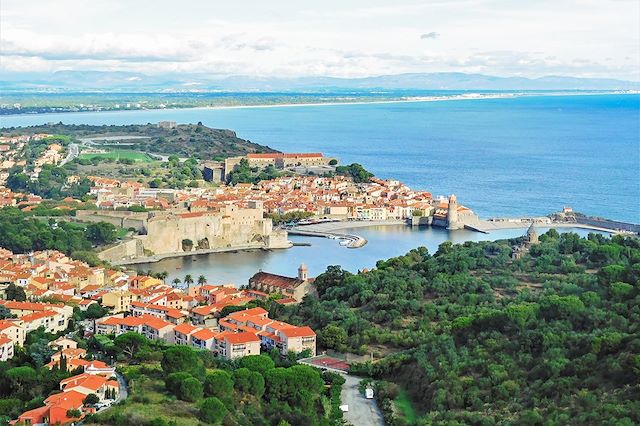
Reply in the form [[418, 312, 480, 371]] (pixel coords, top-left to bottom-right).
[[76, 210, 148, 232], [140, 204, 287, 256], [88, 203, 289, 259], [98, 238, 145, 263]]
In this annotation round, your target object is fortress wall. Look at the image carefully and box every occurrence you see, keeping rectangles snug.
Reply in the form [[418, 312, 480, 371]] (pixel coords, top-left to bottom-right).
[[75, 210, 148, 232], [98, 238, 144, 262], [141, 205, 283, 256], [145, 217, 182, 254]]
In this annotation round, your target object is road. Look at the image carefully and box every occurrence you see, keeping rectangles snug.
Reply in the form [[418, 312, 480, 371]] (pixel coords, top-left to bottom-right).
[[114, 372, 128, 403], [342, 375, 384, 426], [61, 143, 79, 165]]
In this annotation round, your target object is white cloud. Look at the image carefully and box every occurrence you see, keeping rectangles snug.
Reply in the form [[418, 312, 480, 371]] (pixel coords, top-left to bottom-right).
[[0, 0, 638, 80], [421, 32, 440, 40]]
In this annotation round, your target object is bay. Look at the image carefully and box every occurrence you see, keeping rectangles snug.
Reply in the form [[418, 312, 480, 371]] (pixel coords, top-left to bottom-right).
[[1, 94, 637, 283], [136, 226, 602, 286], [2, 94, 638, 221]]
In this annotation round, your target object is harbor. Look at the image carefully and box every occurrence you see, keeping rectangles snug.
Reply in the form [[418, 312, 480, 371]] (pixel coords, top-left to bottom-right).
[[284, 211, 638, 252], [134, 222, 619, 286]]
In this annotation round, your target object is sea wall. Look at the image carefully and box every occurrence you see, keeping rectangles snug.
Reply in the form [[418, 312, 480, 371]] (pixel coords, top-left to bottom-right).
[[576, 216, 640, 234]]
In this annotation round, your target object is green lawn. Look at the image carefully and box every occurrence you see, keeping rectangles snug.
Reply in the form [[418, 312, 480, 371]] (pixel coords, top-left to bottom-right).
[[395, 389, 418, 425], [79, 149, 154, 162]]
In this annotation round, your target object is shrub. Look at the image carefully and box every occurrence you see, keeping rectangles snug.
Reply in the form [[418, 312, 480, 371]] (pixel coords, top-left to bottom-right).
[[179, 377, 203, 402], [199, 397, 227, 424]]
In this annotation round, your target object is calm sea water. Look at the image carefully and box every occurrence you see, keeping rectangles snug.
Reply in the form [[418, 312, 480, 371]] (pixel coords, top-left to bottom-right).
[[2, 94, 638, 222], [1, 94, 638, 283], [136, 226, 602, 286]]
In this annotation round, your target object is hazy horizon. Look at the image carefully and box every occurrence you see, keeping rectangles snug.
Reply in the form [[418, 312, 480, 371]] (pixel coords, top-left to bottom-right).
[[1, 0, 639, 83]]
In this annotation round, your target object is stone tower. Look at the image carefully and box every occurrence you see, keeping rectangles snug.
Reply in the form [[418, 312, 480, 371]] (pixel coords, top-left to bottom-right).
[[527, 223, 539, 245], [446, 194, 460, 230], [298, 263, 308, 281]]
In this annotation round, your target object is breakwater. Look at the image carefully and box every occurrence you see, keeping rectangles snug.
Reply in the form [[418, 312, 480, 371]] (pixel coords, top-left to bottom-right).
[[287, 228, 367, 248]]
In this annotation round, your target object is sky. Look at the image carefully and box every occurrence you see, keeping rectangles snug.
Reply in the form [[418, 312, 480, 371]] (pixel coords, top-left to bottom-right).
[[1, 0, 639, 80]]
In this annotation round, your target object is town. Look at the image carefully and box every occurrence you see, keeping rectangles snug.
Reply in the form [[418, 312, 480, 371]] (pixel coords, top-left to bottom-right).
[[0, 129, 484, 265], [0, 127, 477, 425], [1, 126, 637, 425], [0, 246, 319, 424]]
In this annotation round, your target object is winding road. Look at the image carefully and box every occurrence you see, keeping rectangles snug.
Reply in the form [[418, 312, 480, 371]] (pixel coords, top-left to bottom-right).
[[61, 143, 79, 165]]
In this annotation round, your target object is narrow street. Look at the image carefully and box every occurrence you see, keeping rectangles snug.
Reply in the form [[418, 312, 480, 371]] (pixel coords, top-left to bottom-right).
[[341, 375, 384, 426]]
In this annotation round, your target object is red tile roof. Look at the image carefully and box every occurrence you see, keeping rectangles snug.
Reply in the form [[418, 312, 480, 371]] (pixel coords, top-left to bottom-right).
[[224, 331, 260, 345], [192, 328, 217, 341], [279, 326, 316, 338], [174, 323, 198, 335]]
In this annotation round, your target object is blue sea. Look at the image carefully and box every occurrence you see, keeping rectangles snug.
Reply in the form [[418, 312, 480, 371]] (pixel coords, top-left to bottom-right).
[[1, 93, 639, 222]]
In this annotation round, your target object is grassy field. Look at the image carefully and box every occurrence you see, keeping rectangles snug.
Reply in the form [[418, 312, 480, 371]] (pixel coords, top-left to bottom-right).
[[395, 388, 418, 424], [79, 149, 154, 162]]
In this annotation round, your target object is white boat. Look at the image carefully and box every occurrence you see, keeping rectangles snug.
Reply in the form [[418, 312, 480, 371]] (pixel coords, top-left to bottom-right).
[[339, 239, 350, 246]]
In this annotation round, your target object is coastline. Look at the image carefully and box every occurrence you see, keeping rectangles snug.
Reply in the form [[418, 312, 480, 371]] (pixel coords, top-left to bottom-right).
[[112, 242, 291, 266], [2, 90, 636, 119], [475, 221, 621, 234], [121, 218, 632, 266]]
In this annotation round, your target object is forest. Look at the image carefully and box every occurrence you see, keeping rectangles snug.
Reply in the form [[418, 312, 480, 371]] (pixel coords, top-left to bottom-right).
[[279, 230, 639, 425], [0, 324, 344, 426], [85, 334, 344, 426], [0, 207, 117, 265]]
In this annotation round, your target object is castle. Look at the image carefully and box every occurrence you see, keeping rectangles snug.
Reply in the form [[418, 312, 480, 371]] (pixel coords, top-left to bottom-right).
[[89, 201, 290, 263], [203, 152, 336, 183]]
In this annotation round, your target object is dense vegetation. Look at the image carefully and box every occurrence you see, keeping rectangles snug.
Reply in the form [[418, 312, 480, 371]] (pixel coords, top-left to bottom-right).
[[334, 163, 374, 183], [266, 211, 315, 225], [148, 157, 203, 189], [17, 135, 71, 165], [0, 327, 81, 425], [227, 158, 281, 185], [6, 164, 93, 199], [0, 207, 116, 264], [280, 231, 640, 424], [86, 334, 344, 426], [1, 123, 277, 159]]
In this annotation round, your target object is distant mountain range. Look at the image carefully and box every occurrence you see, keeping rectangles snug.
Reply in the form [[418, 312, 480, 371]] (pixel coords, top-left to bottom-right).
[[1, 71, 638, 92]]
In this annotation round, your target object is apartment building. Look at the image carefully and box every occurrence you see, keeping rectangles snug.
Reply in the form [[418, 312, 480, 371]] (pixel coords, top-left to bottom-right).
[[101, 290, 138, 313]]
